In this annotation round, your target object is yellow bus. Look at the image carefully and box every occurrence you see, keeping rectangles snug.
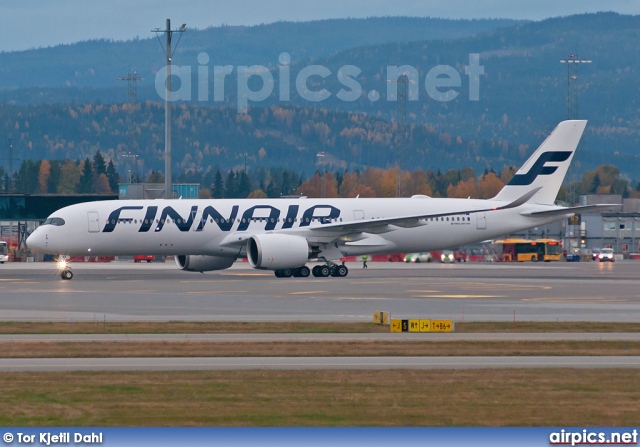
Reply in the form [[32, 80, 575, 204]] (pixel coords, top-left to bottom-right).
[[493, 238, 563, 262]]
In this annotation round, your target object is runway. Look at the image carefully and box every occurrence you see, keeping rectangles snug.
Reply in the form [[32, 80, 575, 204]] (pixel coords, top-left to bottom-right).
[[1, 356, 639, 371], [0, 260, 639, 322], [2, 332, 640, 342]]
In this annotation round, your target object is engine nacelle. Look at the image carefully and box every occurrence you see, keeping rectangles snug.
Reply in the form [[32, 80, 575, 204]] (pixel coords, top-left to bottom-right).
[[247, 234, 309, 270], [175, 255, 235, 272]]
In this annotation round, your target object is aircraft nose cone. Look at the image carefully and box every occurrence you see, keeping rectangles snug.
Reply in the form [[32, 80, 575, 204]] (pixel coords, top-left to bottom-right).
[[26, 230, 45, 251]]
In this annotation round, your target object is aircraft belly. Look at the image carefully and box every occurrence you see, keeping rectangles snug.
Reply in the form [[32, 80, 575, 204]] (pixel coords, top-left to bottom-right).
[[61, 229, 229, 257]]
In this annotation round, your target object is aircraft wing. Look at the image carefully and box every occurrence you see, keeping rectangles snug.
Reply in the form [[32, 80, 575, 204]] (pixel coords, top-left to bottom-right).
[[219, 188, 541, 248], [299, 187, 542, 234]]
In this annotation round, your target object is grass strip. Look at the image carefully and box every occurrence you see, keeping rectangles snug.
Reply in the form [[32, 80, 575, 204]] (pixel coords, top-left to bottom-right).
[[0, 321, 639, 334], [0, 369, 638, 426], [0, 341, 639, 358]]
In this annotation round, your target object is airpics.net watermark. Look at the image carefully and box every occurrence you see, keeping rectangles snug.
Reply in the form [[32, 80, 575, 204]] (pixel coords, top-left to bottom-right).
[[154, 52, 484, 113]]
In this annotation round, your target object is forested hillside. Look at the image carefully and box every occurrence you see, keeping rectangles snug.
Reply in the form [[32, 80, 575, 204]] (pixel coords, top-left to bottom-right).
[[1, 101, 638, 182], [0, 17, 518, 90], [1, 14, 640, 183]]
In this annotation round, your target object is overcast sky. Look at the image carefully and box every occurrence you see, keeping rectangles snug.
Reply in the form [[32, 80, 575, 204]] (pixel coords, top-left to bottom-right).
[[1, 0, 639, 52]]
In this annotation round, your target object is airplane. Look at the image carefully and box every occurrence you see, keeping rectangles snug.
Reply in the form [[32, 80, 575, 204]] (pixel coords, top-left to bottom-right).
[[27, 120, 615, 280]]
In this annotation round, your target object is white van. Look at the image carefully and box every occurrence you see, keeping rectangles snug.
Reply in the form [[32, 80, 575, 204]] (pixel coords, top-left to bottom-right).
[[0, 241, 8, 263]]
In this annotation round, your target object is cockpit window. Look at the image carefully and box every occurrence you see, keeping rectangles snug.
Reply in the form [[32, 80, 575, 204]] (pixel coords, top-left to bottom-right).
[[42, 217, 66, 226]]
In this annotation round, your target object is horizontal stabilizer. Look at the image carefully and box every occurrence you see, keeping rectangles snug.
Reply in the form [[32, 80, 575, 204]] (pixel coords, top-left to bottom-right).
[[520, 204, 622, 218]]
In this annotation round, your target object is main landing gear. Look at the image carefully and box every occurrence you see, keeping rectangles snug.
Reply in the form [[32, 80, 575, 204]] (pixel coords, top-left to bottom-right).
[[274, 263, 348, 278]]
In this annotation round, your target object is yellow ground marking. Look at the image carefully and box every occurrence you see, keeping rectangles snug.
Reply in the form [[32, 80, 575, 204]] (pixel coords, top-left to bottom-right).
[[186, 291, 247, 295], [522, 297, 630, 303], [424, 281, 552, 290], [411, 294, 504, 299], [289, 291, 327, 295], [106, 279, 145, 282], [223, 273, 272, 277]]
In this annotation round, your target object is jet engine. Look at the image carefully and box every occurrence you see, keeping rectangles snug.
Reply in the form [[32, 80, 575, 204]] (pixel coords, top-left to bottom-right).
[[247, 234, 309, 270], [175, 255, 235, 272]]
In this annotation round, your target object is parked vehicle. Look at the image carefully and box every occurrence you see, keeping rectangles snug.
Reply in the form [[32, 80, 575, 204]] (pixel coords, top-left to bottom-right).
[[134, 255, 155, 263], [404, 252, 433, 263], [597, 248, 615, 262], [0, 241, 8, 263], [440, 250, 455, 263]]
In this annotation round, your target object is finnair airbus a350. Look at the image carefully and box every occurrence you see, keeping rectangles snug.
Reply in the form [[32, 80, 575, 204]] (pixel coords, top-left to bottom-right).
[[27, 120, 612, 280]]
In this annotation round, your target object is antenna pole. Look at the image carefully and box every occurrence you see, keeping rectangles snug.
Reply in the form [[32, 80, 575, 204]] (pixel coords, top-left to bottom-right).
[[152, 19, 186, 199]]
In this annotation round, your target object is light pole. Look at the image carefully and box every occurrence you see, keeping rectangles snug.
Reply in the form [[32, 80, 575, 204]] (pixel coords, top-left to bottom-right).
[[559, 55, 591, 205], [152, 20, 186, 199], [559, 55, 591, 119], [317, 151, 326, 198]]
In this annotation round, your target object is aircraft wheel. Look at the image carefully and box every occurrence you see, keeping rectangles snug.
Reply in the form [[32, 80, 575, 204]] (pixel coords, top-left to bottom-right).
[[281, 268, 293, 278], [531, 256, 538, 262], [274, 270, 283, 278], [335, 265, 348, 277], [61, 270, 73, 280], [298, 266, 310, 277]]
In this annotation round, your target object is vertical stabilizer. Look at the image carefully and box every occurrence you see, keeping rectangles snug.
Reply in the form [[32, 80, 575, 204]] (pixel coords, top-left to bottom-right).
[[492, 120, 587, 205]]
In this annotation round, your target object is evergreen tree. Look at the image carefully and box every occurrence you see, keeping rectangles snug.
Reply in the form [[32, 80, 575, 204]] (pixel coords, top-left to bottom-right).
[[93, 151, 107, 177], [16, 160, 40, 194], [281, 170, 292, 196], [47, 160, 62, 193], [224, 170, 237, 198], [106, 160, 119, 193], [201, 167, 216, 191], [213, 169, 224, 199], [237, 171, 252, 198], [266, 171, 281, 198], [78, 157, 94, 193]]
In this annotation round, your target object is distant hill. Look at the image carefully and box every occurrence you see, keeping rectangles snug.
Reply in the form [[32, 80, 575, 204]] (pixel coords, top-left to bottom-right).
[[2, 14, 640, 179], [0, 17, 519, 90], [296, 12, 640, 160]]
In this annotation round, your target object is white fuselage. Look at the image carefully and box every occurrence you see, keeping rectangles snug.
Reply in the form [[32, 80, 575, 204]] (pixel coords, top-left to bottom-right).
[[26, 196, 566, 259]]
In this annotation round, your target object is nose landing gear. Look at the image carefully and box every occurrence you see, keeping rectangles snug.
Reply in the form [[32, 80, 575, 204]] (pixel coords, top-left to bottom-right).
[[60, 269, 73, 280]]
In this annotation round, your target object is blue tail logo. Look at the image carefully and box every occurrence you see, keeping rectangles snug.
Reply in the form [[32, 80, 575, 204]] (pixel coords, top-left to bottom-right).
[[507, 151, 572, 186]]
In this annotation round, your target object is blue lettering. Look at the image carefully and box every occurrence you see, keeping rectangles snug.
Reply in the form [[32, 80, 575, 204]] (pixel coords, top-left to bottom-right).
[[103, 206, 143, 232]]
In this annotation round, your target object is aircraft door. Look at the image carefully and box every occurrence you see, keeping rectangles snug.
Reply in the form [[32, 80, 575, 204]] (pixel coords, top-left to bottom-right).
[[87, 211, 100, 233], [476, 212, 487, 230]]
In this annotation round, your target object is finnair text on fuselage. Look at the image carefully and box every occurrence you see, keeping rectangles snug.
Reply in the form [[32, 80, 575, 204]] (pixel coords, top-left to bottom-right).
[[103, 203, 342, 233]]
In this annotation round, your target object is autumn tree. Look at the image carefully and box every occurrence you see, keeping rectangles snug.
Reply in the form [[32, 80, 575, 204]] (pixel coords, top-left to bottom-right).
[[38, 160, 51, 194], [296, 172, 338, 198], [146, 171, 164, 183], [57, 160, 82, 194], [94, 173, 111, 193], [447, 177, 477, 198], [248, 189, 267, 198], [476, 172, 504, 199]]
